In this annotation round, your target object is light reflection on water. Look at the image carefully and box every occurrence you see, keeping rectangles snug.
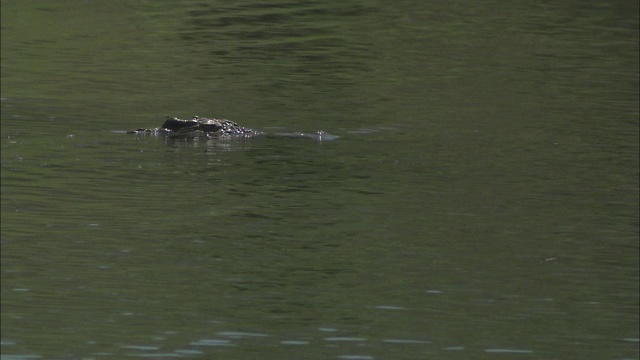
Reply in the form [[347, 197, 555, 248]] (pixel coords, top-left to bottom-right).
[[104, 331, 437, 359]]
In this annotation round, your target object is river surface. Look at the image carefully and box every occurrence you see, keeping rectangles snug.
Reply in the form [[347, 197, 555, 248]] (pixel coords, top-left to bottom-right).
[[1, 1, 638, 359]]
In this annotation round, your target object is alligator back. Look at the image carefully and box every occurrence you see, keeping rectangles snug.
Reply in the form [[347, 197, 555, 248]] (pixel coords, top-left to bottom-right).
[[129, 116, 255, 138]]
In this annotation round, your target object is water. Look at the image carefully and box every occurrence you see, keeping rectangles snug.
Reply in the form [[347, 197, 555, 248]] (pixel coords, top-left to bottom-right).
[[1, 1, 638, 359]]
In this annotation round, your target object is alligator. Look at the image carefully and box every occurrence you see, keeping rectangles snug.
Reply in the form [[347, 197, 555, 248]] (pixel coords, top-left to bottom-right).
[[128, 116, 256, 138], [128, 116, 334, 141]]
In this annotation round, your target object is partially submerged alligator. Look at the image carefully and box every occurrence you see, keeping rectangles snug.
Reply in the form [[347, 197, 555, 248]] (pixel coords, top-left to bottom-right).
[[128, 116, 255, 138], [128, 116, 333, 141]]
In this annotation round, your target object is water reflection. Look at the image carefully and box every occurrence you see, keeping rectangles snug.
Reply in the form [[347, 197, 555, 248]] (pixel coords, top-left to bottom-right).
[[171, 0, 381, 121], [181, 1, 377, 68]]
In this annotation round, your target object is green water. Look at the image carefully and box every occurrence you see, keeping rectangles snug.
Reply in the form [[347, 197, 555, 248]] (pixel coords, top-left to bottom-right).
[[1, 1, 638, 359]]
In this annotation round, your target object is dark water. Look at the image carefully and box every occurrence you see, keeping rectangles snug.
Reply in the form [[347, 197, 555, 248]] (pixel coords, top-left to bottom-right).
[[1, 1, 638, 359]]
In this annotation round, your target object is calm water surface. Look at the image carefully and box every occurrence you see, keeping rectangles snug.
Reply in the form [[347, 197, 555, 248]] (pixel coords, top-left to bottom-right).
[[1, 1, 638, 359]]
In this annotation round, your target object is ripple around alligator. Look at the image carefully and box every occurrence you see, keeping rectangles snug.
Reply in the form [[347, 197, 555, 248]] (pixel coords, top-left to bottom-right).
[[111, 124, 405, 143]]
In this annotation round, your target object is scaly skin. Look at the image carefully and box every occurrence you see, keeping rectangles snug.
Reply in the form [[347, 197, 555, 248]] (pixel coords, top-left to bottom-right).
[[128, 116, 333, 141], [129, 116, 254, 137]]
